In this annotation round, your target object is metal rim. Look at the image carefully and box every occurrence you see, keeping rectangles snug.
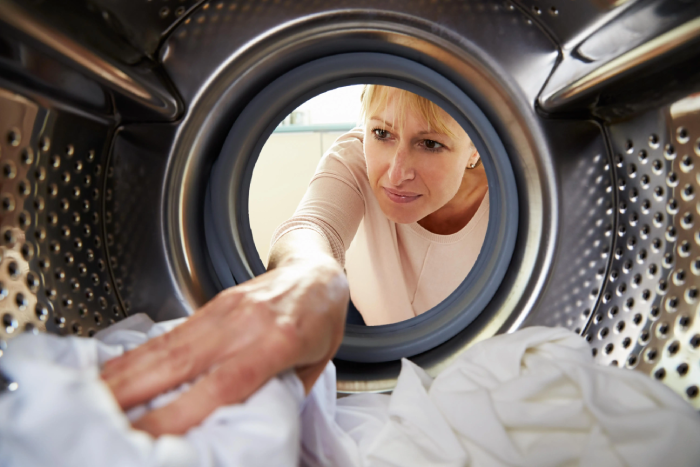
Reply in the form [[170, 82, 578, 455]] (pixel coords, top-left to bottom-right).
[[205, 53, 518, 363], [163, 10, 559, 390]]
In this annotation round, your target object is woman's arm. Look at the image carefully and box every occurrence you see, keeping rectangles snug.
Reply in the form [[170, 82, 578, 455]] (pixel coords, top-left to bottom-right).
[[268, 226, 337, 270], [101, 229, 349, 436], [103, 130, 365, 436]]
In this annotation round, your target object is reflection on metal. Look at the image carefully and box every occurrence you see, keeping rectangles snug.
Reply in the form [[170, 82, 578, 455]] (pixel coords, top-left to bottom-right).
[[0, 87, 122, 348], [585, 96, 700, 407], [0, 0, 179, 119], [89, 0, 205, 57], [511, 0, 635, 51], [542, 16, 700, 111], [0, 91, 42, 342], [105, 124, 190, 323], [518, 120, 615, 334], [576, 0, 700, 63], [671, 94, 700, 119], [0, 32, 110, 113]]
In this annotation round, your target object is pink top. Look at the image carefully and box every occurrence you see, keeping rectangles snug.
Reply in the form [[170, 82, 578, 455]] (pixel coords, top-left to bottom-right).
[[270, 128, 489, 325]]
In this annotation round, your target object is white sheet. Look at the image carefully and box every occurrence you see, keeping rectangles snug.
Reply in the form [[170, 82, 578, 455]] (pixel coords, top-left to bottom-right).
[[301, 327, 700, 467], [1, 315, 699, 467], [0, 314, 304, 467]]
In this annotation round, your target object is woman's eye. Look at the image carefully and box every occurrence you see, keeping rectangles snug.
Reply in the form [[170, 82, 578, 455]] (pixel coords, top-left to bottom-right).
[[373, 128, 389, 139], [423, 139, 444, 150]]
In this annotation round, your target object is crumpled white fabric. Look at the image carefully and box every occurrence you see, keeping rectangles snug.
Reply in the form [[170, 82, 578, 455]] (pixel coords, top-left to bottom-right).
[[0, 314, 305, 467], [2, 317, 700, 467], [301, 326, 700, 467]]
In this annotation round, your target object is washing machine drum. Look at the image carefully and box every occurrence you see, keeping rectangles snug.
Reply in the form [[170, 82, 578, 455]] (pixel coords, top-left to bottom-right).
[[0, 0, 699, 398]]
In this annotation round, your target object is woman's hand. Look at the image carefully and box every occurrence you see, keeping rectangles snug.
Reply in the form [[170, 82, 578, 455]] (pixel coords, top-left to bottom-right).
[[101, 239, 348, 436]]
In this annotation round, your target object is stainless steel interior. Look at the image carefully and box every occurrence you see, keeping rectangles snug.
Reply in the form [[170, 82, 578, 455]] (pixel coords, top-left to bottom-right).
[[0, 0, 699, 401]]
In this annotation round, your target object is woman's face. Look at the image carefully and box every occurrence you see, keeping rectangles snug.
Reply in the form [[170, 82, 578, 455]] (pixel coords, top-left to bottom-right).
[[363, 91, 477, 224]]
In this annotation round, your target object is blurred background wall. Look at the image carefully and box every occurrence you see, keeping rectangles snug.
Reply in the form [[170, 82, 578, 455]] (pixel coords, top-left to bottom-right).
[[249, 85, 363, 264]]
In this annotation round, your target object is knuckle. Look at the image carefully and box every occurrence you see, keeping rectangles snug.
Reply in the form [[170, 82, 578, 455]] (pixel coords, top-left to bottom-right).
[[209, 365, 256, 404], [157, 328, 178, 349], [210, 287, 242, 312], [165, 343, 195, 378], [219, 287, 240, 303], [236, 364, 259, 386], [108, 378, 133, 405], [136, 412, 171, 436], [274, 317, 303, 348]]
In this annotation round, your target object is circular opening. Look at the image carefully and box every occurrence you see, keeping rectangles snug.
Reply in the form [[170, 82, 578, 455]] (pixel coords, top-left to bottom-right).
[[248, 85, 365, 272], [249, 85, 490, 328], [204, 53, 517, 363]]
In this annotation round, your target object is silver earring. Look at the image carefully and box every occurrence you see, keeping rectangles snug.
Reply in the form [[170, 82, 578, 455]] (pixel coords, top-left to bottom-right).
[[469, 163, 476, 169]]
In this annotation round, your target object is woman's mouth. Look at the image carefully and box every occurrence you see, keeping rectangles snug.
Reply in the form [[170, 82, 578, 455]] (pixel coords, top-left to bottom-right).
[[383, 187, 421, 204]]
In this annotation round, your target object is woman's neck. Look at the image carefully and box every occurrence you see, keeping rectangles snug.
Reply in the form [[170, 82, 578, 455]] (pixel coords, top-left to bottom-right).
[[417, 167, 488, 235]]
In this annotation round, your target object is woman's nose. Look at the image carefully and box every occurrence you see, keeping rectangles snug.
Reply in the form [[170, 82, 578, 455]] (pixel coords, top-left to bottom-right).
[[388, 146, 414, 185]]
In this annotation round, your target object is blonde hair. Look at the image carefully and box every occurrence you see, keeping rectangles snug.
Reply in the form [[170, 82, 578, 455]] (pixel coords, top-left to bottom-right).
[[359, 85, 456, 138]]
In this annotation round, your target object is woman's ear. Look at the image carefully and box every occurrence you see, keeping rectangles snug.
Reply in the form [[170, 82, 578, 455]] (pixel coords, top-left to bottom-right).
[[466, 149, 481, 169]]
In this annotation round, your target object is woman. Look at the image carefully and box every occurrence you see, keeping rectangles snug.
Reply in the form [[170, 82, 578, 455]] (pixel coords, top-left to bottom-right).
[[101, 85, 488, 436], [272, 85, 488, 325]]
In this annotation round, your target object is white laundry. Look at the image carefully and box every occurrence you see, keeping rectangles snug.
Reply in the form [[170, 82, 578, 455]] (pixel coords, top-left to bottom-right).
[[301, 326, 700, 467], [2, 316, 700, 467], [0, 314, 305, 467]]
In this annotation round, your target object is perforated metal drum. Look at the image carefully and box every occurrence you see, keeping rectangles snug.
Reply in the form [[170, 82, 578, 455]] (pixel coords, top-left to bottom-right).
[[0, 0, 699, 402]]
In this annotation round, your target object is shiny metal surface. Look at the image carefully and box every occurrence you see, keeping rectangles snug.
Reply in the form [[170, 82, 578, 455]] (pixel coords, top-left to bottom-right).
[[0, 0, 181, 121], [0, 0, 698, 399], [105, 123, 193, 322], [89, 0, 206, 57], [542, 15, 700, 112], [161, 1, 557, 105], [0, 87, 122, 347], [0, 27, 111, 115], [540, 0, 700, 113], [584, 96, 700, 407], [511, 0, 637, 50], [0, 90, 43, 342], [518, 119, 615, 333]]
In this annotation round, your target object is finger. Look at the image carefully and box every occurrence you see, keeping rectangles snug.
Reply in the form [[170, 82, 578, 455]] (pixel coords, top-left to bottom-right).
[[296, 360, 330, 394], [293, 310, 345, 394], [105, 332, 210, 410], [103, 294, 246, 409], [101, 292, 236, 379], [101, 319, 212, 384], [132, 333, 298, 436], [101, 277, 276, 380]]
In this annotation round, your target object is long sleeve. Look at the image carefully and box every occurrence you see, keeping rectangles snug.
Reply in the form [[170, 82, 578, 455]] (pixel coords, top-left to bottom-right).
[[270, 128, 367, 267]]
